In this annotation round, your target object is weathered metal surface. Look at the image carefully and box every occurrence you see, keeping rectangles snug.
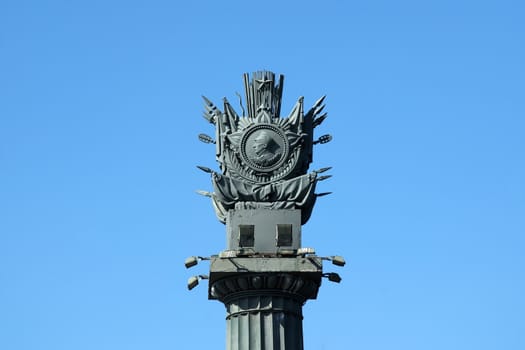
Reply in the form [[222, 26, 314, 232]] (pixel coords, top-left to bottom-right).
[[197, 71, 332, 225], [226, 295, 304, 350], [208, 257, 323, 300], [208, 256, 322, 349], [226, 209, 302, 253], [191, 72, 337, 350], [209, 256, 323, 275]]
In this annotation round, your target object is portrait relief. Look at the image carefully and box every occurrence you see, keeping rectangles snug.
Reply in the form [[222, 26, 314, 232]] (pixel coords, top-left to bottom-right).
[[242, 126, 287, 170], [250, 130, 282, 166]]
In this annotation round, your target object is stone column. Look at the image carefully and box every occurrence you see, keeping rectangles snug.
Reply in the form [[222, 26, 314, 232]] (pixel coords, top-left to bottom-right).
[[209, 258, 322, 350]]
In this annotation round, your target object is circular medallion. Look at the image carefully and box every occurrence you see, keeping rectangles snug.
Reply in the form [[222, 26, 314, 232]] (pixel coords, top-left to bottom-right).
[[240, 124, 289, 172]]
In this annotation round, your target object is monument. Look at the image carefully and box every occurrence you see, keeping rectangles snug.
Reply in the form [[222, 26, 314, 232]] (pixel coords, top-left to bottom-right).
[[186, 71, 344, 350]]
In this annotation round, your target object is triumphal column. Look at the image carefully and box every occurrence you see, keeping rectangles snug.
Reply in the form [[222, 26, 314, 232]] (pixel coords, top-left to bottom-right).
[[186, 71, 344, 350]]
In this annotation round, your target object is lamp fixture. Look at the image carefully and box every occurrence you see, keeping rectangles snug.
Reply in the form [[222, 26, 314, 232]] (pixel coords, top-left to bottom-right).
[[322, 272, 342, 283], [184, 256, 210, 269], [321, 255, 346, 267], [187, 275, 209, 290]]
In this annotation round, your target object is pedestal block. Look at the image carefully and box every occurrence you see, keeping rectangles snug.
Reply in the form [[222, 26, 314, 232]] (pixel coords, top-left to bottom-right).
[[226, 209, 302, 253]]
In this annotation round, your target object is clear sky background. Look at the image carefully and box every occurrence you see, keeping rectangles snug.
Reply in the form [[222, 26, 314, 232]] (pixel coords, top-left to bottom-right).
[[1, 1, 524, 349]]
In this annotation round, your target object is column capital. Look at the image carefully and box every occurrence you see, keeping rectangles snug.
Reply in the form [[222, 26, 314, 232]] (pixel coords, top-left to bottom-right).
[[208, 256, 323, 303]]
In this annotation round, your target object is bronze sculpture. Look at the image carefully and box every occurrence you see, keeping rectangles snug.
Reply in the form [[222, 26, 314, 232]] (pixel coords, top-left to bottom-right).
[[198, 71, 332, 225]]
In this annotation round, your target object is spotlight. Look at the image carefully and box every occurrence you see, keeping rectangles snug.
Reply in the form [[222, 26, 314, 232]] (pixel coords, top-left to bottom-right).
[[187, 275, 208, 290], [187, 276, 199, 290], [185, 257, 198, 268], [323, 273, 342, 283], [184, 256, 210, 269], [321, 255, 346, 267], [331, 255, 346, 267]]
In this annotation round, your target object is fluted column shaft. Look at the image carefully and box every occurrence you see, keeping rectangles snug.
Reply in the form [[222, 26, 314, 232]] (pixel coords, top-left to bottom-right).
[[226, 293, 303, 350]]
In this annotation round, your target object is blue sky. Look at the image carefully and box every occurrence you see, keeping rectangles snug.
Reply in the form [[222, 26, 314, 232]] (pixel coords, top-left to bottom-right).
[[1, 0, 524, 349]]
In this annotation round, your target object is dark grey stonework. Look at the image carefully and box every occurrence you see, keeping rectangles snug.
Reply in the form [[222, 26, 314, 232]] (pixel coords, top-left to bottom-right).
[[226, 295, 304, 350], [209, 257, 322, 350], [191, 71, 338, 350], [226, 209, 301, 253]]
